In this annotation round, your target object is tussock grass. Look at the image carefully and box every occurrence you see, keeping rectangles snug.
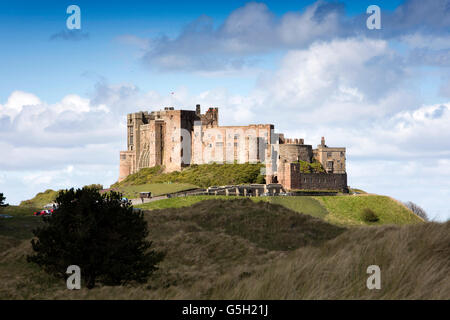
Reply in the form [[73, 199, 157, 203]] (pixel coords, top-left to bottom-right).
[[0, 199, 447, 300], [207, 222, 450, 299]]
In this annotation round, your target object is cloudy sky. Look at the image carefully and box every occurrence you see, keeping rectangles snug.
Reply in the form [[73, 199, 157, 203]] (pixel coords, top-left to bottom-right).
[[0, 0, 449, 220]]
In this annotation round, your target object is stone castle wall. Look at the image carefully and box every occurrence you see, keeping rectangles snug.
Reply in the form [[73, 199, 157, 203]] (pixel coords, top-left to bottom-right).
[[279, 144, 313, 163], [279, 162, 347, 191]]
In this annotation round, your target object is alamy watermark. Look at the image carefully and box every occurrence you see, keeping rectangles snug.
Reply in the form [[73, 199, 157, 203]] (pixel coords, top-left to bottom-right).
[[66, 5, 81, 30], [366, 265, 381, 290], [66, 265, 81, 290], [366, 5, 381, 30]]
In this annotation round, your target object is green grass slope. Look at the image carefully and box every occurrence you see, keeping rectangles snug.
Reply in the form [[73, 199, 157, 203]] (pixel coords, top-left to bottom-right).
[[111, 182, 198, 199], [315, 195, 422, 226], [0, 205, 39, 217], [256, 196, 329, 219], [0, 206, 42, 252], [0, 199, 447, 299], [19, 184, 103, 208], [19, 189, 58, 208], [112, 163, 265, 188], [137, 195, 237, 210], [138, 194, 422, 226]]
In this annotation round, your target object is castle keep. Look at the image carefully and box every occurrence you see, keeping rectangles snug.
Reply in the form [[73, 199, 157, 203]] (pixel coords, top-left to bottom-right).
[[119, 106, 347, 191]]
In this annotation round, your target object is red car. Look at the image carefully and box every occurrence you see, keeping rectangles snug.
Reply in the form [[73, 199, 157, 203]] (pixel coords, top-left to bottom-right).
[[33, 209, 54, 216]]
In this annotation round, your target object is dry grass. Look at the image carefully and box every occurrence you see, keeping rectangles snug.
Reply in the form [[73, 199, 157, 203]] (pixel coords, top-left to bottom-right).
[[207, 222, 450, 299], [0, 199, 448, 299]]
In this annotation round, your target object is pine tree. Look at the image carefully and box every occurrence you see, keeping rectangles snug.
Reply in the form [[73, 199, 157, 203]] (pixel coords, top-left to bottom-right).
[[27, 187, 164, 289], [0, 193, 7, 207]]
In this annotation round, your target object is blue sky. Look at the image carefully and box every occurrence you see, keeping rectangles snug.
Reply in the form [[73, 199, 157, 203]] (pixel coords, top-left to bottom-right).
[[0, 0, 449, 221], [0, 0, 405, 102]]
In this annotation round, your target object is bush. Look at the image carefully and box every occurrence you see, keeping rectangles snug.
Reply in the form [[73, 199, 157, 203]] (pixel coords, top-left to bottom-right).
[[361, 208, 379, 223], [298, 160, 326, 173], [404, 201, 428, 221], [27, 187, 164, 289], [84, 184, 103, 191], [0, 192, 7, 207]]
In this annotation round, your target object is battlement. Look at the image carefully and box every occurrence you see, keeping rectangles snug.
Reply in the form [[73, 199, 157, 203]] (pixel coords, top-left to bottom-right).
[[284, 138, 304, 145]]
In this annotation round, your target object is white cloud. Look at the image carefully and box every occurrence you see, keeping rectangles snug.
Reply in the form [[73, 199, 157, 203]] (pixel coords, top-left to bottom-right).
[[400, 33, 450, 50], [139, 1, 346, 71], [0, 90, 41, 119]]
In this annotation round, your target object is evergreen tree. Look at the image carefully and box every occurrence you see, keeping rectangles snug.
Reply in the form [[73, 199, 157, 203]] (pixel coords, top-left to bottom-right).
[[27, 187, 163, 289], [0, 193, 7, 207]]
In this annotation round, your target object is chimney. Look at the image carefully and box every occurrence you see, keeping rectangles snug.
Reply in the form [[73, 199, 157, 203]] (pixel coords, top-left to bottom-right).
[[321, 137, 325, 146], [196, 104, 201, 115]]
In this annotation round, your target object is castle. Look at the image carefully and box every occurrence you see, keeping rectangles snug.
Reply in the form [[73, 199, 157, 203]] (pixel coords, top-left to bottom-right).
[[119, 105, 348, 191]]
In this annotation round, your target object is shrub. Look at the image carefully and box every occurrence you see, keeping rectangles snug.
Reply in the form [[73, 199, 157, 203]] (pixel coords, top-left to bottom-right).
[[298, 160, 326, 173], [0, 192, 7, 207], [361, 208, 379, 223], [27, 187, 164, 289], [404, 201, 428, 221], [83, 184, 103, 191]]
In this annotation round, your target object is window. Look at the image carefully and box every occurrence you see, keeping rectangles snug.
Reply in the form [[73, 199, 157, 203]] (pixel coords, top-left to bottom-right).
[[216, 142, 223, 147], [120, 154, 126, 160], [327, 152, 332, 158], [340, 151, 344, 157]]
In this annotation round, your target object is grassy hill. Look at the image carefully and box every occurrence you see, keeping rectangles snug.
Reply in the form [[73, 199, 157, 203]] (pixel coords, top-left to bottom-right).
[[137, 194, 423, 226], [112, 163, 265, 188], [19, 184, 103, 208], [19, 189, 58, 208], [0, 198, 447, 299], [315, 195, 422, 226]]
